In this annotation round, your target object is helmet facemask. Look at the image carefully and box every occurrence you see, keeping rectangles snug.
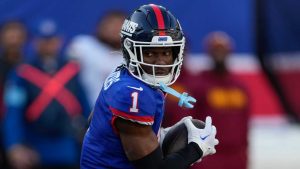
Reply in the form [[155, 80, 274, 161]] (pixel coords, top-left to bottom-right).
[[123, 36, 185, 87]]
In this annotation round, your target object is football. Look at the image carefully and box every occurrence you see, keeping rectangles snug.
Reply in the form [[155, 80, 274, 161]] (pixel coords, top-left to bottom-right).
[[162, 119, 205, 156]]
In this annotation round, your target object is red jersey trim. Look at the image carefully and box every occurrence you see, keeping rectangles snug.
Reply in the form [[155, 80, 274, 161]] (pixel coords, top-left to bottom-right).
[[110, 107, 154, 125], [111, 116, 119, 135]]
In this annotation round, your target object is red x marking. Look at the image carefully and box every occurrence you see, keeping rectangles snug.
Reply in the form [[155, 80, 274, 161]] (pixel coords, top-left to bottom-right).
[[18, 61, 82, 121]]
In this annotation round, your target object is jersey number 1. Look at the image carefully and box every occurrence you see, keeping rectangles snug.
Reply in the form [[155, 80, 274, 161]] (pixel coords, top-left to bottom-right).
[[130, 92, 139, 113]]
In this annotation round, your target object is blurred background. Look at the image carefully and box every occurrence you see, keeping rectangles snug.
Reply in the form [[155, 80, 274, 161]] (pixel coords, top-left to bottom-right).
[[0, 0, 300, 169]]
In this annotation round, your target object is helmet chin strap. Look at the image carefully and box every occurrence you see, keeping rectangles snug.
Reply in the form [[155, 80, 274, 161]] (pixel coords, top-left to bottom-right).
[[142, 72, 172, 86]]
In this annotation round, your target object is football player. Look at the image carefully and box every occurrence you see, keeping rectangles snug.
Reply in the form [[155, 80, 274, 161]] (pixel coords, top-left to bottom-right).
[[80, 4, 219, 169]]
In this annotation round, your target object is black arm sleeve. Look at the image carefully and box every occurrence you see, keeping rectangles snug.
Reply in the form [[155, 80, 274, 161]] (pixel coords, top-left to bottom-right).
[[132, 142, 203, 169]]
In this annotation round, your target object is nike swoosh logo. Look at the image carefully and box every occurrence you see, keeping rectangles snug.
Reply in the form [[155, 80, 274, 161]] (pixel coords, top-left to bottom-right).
[[200, 135, 209, 140], [127, 86, 143, 91]]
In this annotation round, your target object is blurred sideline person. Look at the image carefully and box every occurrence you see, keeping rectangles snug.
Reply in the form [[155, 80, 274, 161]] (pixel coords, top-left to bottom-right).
[[0, 21, 27, 117], [0, 20, 27, 169], [190, 31, 250, 169], [67, 11, 126, 107], [80, 4, 219, 169], [3, 20, 90, 169]]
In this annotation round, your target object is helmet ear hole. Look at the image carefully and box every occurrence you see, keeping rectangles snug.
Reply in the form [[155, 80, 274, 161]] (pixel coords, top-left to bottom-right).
[[124, 39, 132, 48], [122, 39, 134, 66]]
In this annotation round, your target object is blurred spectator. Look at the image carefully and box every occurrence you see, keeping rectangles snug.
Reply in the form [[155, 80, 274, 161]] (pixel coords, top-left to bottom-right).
[[3, 20, 90, 169], [0, 21, 27, 116], [67, 11, 126, 107], [0, 20, 27, 169], [190, 31, 250, 169], [163, 31, 250, 169]]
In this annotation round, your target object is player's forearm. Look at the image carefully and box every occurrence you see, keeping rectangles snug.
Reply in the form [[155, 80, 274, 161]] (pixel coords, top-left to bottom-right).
[[132, 143, 202, 169]]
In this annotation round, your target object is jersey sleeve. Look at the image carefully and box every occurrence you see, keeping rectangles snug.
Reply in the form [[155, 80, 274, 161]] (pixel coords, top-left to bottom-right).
[[107, 83, 156, 125]]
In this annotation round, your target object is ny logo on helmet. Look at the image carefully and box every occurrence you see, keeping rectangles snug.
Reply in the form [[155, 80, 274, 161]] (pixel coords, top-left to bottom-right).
[[158, 37, 168, 41], [121, 19, 138, 35]]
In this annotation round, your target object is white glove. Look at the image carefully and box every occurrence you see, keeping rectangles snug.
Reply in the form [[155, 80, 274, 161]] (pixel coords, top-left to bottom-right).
[[158, 116, 192, 147], [184, 116, 219, 159]]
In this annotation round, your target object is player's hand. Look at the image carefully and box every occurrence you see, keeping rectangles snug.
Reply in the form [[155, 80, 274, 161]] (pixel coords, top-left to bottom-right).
[[158, 116, 192, 147], [184, 116, 219, 159]]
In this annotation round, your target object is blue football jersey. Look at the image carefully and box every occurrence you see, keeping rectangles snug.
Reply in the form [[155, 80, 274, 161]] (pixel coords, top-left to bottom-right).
[[80, 67, 165, 169]]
